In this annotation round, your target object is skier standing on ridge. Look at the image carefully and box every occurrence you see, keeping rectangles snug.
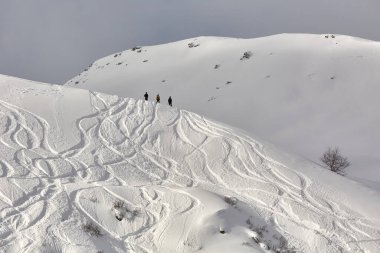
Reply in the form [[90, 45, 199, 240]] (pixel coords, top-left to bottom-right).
[[168, 96, 172, 107], [144, 92, 148, 101], [156, 94, 160, 103]]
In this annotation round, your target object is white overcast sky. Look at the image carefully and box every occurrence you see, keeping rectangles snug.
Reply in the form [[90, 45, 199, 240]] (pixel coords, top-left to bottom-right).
[[1, 0, 379, 84]]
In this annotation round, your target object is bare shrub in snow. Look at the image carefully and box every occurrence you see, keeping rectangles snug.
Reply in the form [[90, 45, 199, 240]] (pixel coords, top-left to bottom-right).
[[246, 218, 293, 251], [132, 46, 141, 51], [113, 200, 124, 209], [246, 218, 266, 237], [214, 64, 220, 69], [240, 51, 252, 60], [255, 225, 267, 238], [82, 222, 102, 237], [188, 42, 200, 48], [324, 34, 336, 39], [113, 200, 140, 221], [320, 147, 350, 175], [224, 196, 238, 206], [273, 235, 297, 253], [113, 200, 125, 221]]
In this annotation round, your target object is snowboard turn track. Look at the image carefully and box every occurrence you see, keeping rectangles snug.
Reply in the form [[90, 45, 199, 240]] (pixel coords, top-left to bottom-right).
[[0, 88, 379, 252]]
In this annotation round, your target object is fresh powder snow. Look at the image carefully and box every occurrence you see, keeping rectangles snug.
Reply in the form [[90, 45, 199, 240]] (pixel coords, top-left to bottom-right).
[[0, 74, 379, 252]]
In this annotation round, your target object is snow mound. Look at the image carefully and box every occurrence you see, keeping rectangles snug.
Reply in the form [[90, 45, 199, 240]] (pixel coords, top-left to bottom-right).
[[65, 34, 380, 184], [1, 74, 380, 252]]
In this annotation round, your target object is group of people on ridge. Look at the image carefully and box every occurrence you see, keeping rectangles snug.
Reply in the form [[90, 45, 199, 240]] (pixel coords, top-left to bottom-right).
[[144, 92, 172, 107]]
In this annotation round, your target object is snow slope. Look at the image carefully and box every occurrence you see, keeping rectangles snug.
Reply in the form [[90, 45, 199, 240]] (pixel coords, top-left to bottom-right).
[[65, 34, 380, 185], [1, 74, 380, 252]]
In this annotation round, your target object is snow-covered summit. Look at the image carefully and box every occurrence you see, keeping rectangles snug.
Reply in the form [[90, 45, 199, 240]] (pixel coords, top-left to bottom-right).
[[65, 34, 380, 185], [1, 74, 380, 252]]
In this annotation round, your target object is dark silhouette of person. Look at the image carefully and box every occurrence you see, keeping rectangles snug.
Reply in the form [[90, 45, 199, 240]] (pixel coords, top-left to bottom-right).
[[168, 96, 172, 107], [156, 94, 160, 103], [144, 92, 148, 101]]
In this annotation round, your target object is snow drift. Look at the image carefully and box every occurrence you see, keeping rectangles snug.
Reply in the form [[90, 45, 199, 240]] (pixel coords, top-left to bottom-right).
[[65, 34, 380, 184], [1, 74, 379, 252]]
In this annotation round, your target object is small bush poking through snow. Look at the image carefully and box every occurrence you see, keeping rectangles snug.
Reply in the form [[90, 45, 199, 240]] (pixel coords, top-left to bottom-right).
[[255, 225, 267, 238], [214, 64, 220, 69], [113, 200, 140, 221], [113, 200, 125, 221], [82, 222, 102, 237], [188, 42, 200, 48], [246, 218, 296, 253], [320, 147, 350, 175], [132, 46, 142, 51], [277, 240, 297, 252], [324, 34, 336, 39], [113, 200, 124, 209], [224, 196, 238, 206], [240, 51, 252, 60]]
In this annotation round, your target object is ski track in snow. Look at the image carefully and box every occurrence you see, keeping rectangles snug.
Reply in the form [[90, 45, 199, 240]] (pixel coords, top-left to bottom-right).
[[0, 93, 379, 253]]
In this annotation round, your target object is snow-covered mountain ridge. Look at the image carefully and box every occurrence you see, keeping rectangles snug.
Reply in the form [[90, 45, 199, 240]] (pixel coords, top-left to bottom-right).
[[1, 74, 380, 252], [65, 34, 380, 184]]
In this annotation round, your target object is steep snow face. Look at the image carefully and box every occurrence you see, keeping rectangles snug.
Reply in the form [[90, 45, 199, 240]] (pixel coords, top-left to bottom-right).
[[1, 75, 380, 252], [65, 34, 380, 185]]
